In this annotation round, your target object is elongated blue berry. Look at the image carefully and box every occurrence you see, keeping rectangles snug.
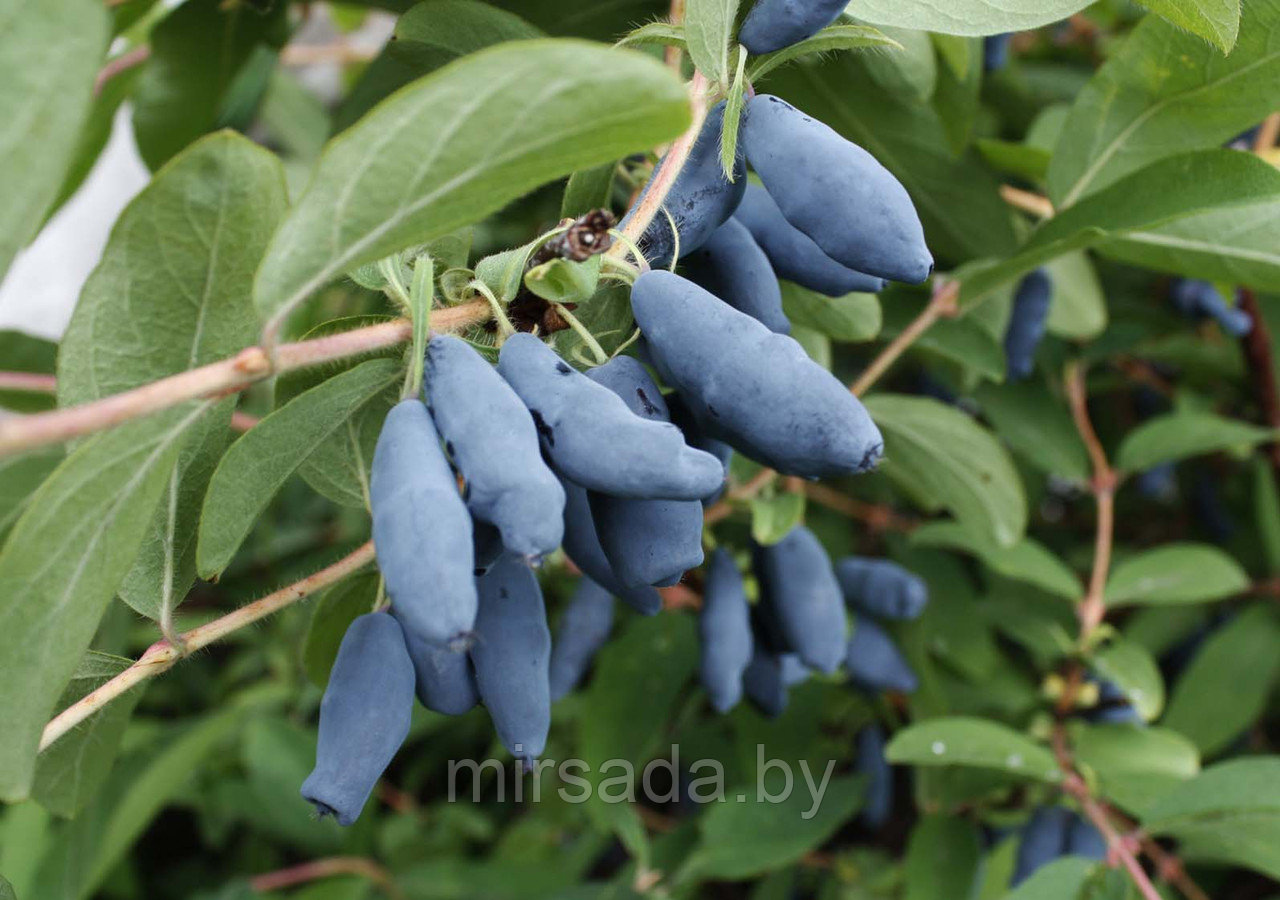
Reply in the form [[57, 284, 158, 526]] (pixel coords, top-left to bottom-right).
[[561, 476, 663, 615], [856, 725, 892, 828], [549, 577, 616, 701], [371, 399, 476, 648], [632, 270, 883, 479], [622, 101, 745, 268], [396, 611, 479, 715], [983, 33, 1012, 71], [738, 0, 848, 54], [301, 612, 415, 825], [699, 548, 754, 712], [426, 335, 564, 559], [1065, 813, 1106, 860], [742, 647, 788, 717], [1013, 807, 1071, 885], [741, 95, 932, 284], [667, 391, 733, 505], [469, 555, 552, 763], [754, 526, 846, 673], [734, 184, 885, 297], [845, 617, 918, 693], [498, 333, 723, 500], [1170, 278, 1252, 336], [835, 557, 928, 620], [1004, 268, 1053, 381], [586, 356, 705, 587], [682, 217, 790, 334]]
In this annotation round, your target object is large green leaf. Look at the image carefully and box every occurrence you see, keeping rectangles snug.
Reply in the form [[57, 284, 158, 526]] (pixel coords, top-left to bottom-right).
[[196, 359, 402, 577], [1136, 0, 1241, 53], [780, 283, 881, 342], [679, 776, 863, 881], [963, 150, 1280, 306], [31, 652, 145, 818], [1048, 0, 1280, 205], [0, 403, 205, 801], [865, 394, 1027, 547], [885, 717, 1061, 783], [1145, 757, 1280, 880], [911, 522, 1079, 600], [904, 815, 982, 900], [767, 54, 1016, 264], [0, 0, 108, 282], [1104, 543, 1249, 607], [853, 0, 1093, 35], [1116, 411, 1275, 472], [1163, 605, 1280, 756], [998, 857, 1096, 900], [1044, 251, 1107, 340], [0, 449, 63, 542], [1089, 636, 1164, 722], [975, 381, 1089, 482], [684, 0, 737, 85], [131, 0, 288, 169], [58, 132, 288, 620], [1069, 723, 1199, 815], [254, 39, 690, 329]]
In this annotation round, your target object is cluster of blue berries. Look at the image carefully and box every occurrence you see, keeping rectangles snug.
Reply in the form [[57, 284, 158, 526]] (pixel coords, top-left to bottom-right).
[[1013, 806, 1107, 884], [301, 9, 955, 827]]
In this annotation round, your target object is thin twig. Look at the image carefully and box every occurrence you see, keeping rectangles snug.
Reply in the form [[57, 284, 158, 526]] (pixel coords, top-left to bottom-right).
[[0, 372, 57, 394], [1236, 289, 1280, 476], [94, 44, 151, 96], [229, 410, 260, 433], [1254, 112, 1280, 154], [39, 542, 376, 752], [664, 0, 686, 70], [280, 43, 380, 66], [850, 279, 960, 396], [1064, 361, 1115, 639], [0, 301, 490, 459], [802, 482, 915, 532], [249, 856, 404, 900], [1000, 185, 1054, 219]]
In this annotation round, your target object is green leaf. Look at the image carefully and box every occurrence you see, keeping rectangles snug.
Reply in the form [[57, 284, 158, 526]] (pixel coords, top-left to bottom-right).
[[616, 20, 687, 51], [0, 449, 63, 543], [31, 652, 144, 818], [1163, 605, 1280, 756], [254, 40, 690, 330], [59, 133, 288, 620], [747, 23, 902, 82], [1048, 0, 1280, 205], [910, 522, 1079, 600], [720, 48, 747, 180], [1069, 723, 1199, 815], [680, 775, 863, 881], [561, 163, 616, 219], [684, 0, 738, 84], [1044, 252, 1107, 340], [999, 857, 1096, 900], [975, 381, 1089, 482], [0, 403, 206, 801], [197, 359, 401, 576], [0, 0, 108, 283], [864, 394, 1027, 547], [0, 331, 57, 414], [1137, 0, 1241, 53], [860, 25, 936, 102], [789, 323, 831, 368], [904, 815, 982, 900], [0, 875, 12, 900], [1255, 457, 1280, 575], [303, 574, 382, 687], [131, 0, 288, 169], [1116, 411, 1276, 472], [963, 150, 1280, 306], [750, 492, 806, 546], [525, 255, 602, 305], [975, 139, 1053, 184], [336, 0, 544, 132], [1104, 543, 1249, 607], [1089, 636, 1164, 722], [780, 283, 881, 342], [885, 717, 1061, 782], [769, 57, 1017, 265], [881, 295, 1005, 381], [853, 0, 1093, 35], [1145, 757, 1280, 880]]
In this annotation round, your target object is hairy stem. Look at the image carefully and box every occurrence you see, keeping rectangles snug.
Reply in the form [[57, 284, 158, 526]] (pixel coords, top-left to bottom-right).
[[0, 301, 490, 459], [850, 279, 960, 396], [39, 541, 376, 752], [249, 856, 404, 900], [0, 372, 57, 394]]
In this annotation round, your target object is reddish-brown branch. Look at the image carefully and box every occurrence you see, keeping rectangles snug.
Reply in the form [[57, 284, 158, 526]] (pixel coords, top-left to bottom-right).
[[0, 372, 57, 394], [94, 45, 151, 96], [1254, 113, 1280, 154], [1237, 289, 1280, 476], [0, 301, 489, 459], [1065, 361, 1115, 638], [801, 482, 915, 532], [229, 410, 260, 433], [249, 856, 404, 899], [851, 279, 960, 396]]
